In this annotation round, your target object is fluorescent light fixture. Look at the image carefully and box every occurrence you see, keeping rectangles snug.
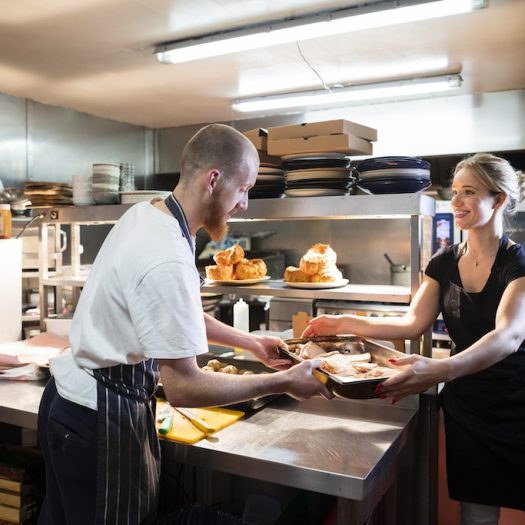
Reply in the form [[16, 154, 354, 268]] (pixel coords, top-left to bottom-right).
[[232, 74, 463, 113], [155, 0, 487, 64]]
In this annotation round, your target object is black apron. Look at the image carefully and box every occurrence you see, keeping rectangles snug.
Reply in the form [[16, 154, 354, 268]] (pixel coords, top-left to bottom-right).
[[440, 235, 525, 510], [93, 195, 196, 523]]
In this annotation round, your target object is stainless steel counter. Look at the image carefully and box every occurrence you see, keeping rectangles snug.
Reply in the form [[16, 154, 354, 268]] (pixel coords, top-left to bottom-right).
[[0, 380, 44, 430], [162, 396, 417, 500], [0, 381, 420, 523]]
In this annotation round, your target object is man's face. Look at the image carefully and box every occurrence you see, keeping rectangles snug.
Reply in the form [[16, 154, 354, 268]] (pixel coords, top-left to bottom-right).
[[203, 154, 258, 241]]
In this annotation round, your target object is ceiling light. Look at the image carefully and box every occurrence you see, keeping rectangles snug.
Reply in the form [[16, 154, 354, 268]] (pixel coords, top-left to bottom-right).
[[155, 0, 487, 64], [232, 74, 463, 113]]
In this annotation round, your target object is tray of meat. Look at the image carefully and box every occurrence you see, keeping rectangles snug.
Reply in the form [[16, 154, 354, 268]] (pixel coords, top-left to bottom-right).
[[281, 335, 406, 399]]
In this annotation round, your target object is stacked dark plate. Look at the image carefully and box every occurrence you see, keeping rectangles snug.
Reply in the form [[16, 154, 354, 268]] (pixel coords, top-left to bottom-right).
[[356, 156, 431, 195], [249, 164, 286, 199], [282, 153, 355, 198]]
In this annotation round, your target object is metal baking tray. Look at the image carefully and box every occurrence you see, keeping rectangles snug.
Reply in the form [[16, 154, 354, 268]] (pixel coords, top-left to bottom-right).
[[281, 335, 406, 399], [156, 353, 280, 412]]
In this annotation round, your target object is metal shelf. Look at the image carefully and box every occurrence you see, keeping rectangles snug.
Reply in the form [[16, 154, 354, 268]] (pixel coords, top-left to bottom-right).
[[36, 195, 434, 333], [202, 281, 411, 304], [232, 194, 435, 221], [39, 204, 133, 224]]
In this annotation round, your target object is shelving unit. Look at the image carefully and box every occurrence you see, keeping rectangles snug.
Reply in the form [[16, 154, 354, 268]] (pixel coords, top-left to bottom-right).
[[36, 196, 435, 354], [203, 193, 435, 356], [37, 204, 132, 330]]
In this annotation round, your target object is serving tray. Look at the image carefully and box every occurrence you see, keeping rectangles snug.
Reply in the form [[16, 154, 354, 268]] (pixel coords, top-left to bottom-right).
[[281, 335, 406, 399]]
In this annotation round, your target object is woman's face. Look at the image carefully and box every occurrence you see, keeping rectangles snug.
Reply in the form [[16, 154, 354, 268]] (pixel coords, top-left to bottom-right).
[[451, 167, 501, 230]]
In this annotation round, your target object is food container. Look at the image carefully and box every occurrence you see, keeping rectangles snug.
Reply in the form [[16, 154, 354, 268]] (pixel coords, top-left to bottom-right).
[[281, 335, 406, 399]]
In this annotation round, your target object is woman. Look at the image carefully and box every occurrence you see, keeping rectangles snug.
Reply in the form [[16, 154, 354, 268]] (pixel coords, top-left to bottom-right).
[[303, 153, 525, 525]]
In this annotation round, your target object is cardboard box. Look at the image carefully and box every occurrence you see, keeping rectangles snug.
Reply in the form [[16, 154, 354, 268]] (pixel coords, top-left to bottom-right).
[[267, 119, 377, 142], [257, 151, 282, 166], [244, 128, 268, 151], [267, 133, 373, 156]]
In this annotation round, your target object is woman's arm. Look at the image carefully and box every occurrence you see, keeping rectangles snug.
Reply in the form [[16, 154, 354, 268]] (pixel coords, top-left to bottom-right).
[[380, 276, 525, 401], [303, 275, 441, 341]]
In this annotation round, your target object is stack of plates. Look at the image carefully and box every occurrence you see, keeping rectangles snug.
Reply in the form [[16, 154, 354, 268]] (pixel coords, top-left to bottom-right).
[[92, 164, 120, 204], [24, 182, 73, 207], [120, 190, 170, 204], [282, 153, 355, 198], [356, 156, 431, 195], [249, 165, 286, 199]]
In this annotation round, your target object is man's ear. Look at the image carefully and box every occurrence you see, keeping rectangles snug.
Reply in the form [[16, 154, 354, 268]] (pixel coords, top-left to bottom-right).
[[206, 169, 221, 194]]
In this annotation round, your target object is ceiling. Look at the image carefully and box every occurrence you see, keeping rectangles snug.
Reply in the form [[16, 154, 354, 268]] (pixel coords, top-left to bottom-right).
[[1, 0, 524, 130]]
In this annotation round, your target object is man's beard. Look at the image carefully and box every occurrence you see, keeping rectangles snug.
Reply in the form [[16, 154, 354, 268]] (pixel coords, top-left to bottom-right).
[[203, 191, 229, 241]]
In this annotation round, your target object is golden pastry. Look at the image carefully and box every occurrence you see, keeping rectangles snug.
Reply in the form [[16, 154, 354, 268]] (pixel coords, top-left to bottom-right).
[[310, 267, 342, 283], [213, 244, 244, 266], [299, 252, 329, 276], [308, 243, 337, 265], [205, 264, 234, 281], [234, 258, 267, 280], [284, 266, 310, 283]]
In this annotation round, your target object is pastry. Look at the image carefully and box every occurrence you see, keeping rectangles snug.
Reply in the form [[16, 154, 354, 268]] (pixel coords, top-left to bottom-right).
[[284, 266, 310, 283], [310, 267, 343, 283], [299, 252, 328, 276], [308, 243, 337, 265], [234, 258, 267, 280], [213, 244, 244, 266], [205, 264, 234, 281]]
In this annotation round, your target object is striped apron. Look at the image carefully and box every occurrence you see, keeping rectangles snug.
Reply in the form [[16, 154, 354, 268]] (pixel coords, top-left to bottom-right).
[[92, 194, 197, 524], [93, 360, 160, 524]]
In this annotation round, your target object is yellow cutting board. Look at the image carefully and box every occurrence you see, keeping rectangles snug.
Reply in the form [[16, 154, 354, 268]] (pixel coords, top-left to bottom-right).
[[157, 404, 244, 444]]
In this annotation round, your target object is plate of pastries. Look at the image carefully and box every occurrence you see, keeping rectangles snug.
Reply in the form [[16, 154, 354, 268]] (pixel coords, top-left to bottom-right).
[[205, 244, 270, 285], [284, 243, 349, 289]]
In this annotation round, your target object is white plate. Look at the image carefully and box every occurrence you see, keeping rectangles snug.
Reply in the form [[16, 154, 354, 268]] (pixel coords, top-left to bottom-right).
[[285, 188, 348, 197], [205, 276, 271, 285], [285, 278, 349, 289]]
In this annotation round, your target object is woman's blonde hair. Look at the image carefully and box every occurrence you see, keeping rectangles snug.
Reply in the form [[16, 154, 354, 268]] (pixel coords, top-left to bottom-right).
[[454, 153, 525, 216]]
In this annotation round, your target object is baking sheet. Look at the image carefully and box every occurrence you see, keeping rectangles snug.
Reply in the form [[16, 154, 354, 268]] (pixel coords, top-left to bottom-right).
[[281, 335, 406, 399]]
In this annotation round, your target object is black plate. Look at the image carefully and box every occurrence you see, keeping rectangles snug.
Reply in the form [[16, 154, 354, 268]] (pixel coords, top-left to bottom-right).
[[281, 335, 405, 399]]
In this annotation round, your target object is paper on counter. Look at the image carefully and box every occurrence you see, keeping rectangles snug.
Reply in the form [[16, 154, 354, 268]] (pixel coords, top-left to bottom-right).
[[0, 332, 70, 366]]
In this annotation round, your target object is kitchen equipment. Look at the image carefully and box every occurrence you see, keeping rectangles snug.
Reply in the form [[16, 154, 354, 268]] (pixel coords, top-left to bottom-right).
[[0, 239, 22, 343], [281, 335, 406, 399], [384, 253, 410, 287], [92, 163, 120, 204], [119, 162, 135, 192], [0, 204, 12, 239]]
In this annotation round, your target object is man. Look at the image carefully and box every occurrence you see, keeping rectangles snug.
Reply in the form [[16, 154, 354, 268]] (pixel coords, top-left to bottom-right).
[[37, 123, 330, 525]]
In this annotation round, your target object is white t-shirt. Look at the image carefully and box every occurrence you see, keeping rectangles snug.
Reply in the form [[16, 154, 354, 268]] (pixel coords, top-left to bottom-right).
[[51, 201, 208, 409]]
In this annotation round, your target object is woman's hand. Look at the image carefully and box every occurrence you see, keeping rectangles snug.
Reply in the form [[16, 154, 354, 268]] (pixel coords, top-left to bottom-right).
[[376, 354, 450, 403], [249, 335, 293, 370], [302, 315, 342, 337]]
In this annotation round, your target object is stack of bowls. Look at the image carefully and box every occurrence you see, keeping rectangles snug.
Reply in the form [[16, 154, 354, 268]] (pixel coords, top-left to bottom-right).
[[72, 174, 94, 206], [92, 163, 120, 204], [356, 156, 431, 194]]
